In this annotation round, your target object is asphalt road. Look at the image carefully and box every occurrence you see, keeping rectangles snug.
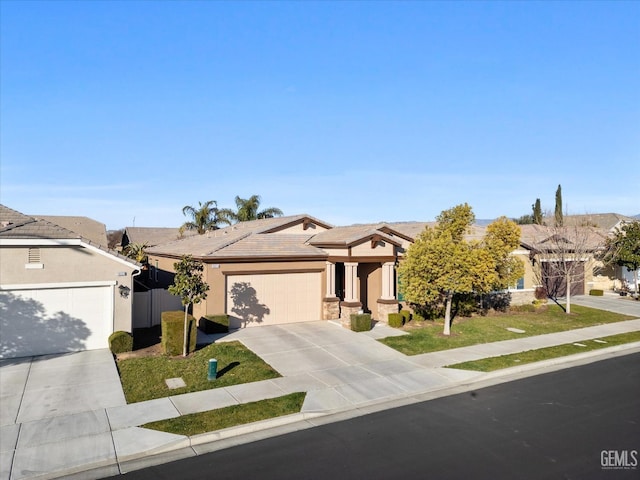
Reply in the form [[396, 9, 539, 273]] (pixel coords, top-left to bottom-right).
[[110, 354, 640, 480]]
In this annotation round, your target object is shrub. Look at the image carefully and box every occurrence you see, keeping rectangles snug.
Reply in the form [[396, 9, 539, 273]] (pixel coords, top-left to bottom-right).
[[108, 331, 133, 354], [534, 287, 548, 300], [161, 310, 197, 356], [388, 313, 404, 328], [454, 294, 477, 317], [481, 292, 512, 312], [350, 313, 371, 332], [589, 289, 604, 296], [199, 314, 229, 334], [400, 310, 411, 323]]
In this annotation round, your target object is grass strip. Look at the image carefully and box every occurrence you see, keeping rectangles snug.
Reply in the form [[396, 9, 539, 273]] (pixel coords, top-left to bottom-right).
[[380, 304, 634, 356], [143, 392, 306, 436], [446, 331, 640, 372], [117, 341, 280, 403]]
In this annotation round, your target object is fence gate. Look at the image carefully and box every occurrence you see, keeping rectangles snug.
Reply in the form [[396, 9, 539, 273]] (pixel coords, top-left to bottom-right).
[[133, 289, 182, 328]]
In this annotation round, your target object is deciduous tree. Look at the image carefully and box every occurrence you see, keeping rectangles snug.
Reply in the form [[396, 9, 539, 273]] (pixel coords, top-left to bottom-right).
[[398, 204, 498, 335], [168, 256, 209, 356]]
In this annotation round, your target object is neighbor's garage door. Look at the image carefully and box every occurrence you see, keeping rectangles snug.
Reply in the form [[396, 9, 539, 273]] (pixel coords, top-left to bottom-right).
[[226, 272, 321, 327], [0, 286, 112, 358]]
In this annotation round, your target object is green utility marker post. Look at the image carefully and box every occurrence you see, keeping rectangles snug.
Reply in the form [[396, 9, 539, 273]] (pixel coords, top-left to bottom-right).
[[208, 358, 218, 381]]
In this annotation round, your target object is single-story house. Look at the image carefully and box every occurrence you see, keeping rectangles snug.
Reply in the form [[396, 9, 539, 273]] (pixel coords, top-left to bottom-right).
[[0, 205, 140, 359], [517, 224, 611, 298], [145, 215, 432, 328]]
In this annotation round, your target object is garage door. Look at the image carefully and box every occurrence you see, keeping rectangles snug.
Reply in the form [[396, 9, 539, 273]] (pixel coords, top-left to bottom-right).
[[226, 272, 321, 328], [0, 286, 112, 358]]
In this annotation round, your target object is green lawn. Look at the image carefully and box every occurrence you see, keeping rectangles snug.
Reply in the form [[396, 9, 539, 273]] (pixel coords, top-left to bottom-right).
[[379, 304, 634, 356], [446, 331, 640, 372], [117, 341, 280, 403], [143, 392, 306, 435]]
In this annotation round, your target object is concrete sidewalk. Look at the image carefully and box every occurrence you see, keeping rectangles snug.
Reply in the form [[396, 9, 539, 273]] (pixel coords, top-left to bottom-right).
[[2, 296, 640, 480]]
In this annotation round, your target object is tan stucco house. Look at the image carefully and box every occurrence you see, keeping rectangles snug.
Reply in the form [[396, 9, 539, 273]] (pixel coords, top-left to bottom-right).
[[145, 215, 433, 328], [0, 205, 140, 359]]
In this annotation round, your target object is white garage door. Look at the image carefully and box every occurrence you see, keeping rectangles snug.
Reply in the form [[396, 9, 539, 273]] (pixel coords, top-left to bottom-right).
[[226, 272, 321, 328], [0, 286, 112, 358]]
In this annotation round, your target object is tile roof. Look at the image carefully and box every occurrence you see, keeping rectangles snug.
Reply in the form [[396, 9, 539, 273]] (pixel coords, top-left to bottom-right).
[[147, 215, 331, 257], [35, 215, 108, 246], [518, 224, 608, 251], [558, 213, 636, 231], [308, 224, 401, 247], [0, 205, 34, 228], [209, 233, 327, 259], [124, 227, 198, 247], [0, 204, 139, 266]]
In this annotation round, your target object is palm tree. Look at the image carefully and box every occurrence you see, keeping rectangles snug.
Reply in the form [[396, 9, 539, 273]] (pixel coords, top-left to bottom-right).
[[220, 195, 283, 223], [181, 200, 231, 234], [123, 242, 149, 264]]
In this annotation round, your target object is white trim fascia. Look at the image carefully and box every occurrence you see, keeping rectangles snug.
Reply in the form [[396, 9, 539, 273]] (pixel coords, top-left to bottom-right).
[[0, 239, 82, 247], [512, 249, 529, 255], [0, 238, 139, 269], [80, 242, 139, 269], [1, 280, 117, 291]]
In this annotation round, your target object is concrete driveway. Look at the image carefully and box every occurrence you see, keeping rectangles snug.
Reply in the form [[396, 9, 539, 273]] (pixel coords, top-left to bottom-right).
[[566, 293, 640, 317], [0, 349, 126, 480]]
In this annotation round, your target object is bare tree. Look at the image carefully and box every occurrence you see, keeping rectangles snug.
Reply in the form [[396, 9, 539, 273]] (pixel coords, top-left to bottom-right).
[[522, 221, 606, 313]]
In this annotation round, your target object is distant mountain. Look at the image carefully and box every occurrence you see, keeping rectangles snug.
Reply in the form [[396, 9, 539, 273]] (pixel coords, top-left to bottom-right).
[[634, 214, 640, 219], [475, 219, 495, 226]]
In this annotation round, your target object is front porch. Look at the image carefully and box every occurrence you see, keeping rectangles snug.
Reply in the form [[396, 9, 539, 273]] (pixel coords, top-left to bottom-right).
[[322, 260, 399, 324]]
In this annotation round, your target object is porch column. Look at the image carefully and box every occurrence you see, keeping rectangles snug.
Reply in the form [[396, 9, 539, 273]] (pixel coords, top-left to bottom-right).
[[381, 262, 395, 300], [377, 261, 399, 323], [323, 261, 339, 320], [325, 261, 336, 297], [344, 262, 359, 302], [340, 262, 362, 326]]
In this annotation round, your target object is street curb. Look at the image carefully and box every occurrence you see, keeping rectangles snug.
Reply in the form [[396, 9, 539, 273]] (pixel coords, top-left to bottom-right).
[[97, 342, 640, 478]]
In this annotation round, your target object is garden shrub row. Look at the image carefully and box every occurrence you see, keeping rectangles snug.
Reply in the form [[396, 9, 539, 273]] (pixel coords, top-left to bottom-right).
[[161, 310, 197, 356], [199, 314, 229, 334], [589, 289, 604, 296]]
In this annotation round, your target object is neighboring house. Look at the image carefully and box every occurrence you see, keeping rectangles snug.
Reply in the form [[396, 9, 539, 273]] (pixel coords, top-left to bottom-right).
[[121, 227, 198, 249], [146, 215, 430, 328], [34, 215, 109, 246], [517, 224, 609, 298], [560, 213, 635, 233], [0, 205, 140, 359]]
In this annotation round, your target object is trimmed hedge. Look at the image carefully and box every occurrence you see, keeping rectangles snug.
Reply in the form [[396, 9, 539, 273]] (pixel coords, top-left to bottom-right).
[[161, 310, 197, 356], [589, 289, 604, 296], [199, 314, 230, 334], [350, 313, 372, 332], [388, 312, 404, 328], [400, 310, 411, 323], [108, 331, 133, 354]]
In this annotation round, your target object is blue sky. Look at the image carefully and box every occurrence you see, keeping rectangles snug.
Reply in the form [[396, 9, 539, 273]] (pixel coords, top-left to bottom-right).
[[1, 1, 639, 230]]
